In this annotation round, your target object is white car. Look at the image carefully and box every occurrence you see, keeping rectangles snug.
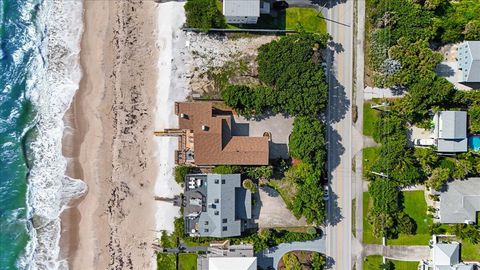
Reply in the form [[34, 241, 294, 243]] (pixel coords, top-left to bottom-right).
[[414, 138, 435, 147]]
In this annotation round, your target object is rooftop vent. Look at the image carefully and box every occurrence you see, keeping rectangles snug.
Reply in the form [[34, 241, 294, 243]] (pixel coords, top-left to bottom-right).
[[202, 125, 209, 131], [180, 113, 188, 119]]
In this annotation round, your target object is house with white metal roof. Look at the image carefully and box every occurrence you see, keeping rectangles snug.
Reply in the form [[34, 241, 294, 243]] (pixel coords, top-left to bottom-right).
[[433, 111, 468, 153], [222, 0, 270, 24], [421, 237, 478, 270], [457, 41, 480, 83], [198, 242, 257, 270]]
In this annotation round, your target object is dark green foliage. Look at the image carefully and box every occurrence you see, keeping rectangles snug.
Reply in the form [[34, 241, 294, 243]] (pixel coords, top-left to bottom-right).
[[396, 212, 417, 235], [160, 231, 176, 248], [311, 253, 326, 270], [369, 178, 401, 216], [212, 165, 242, 174], [387, 38, 443, 87], [256, 33, 329, 116], [221, 85, 276, 118], [465, 20, 480, 40], [245, 166, 273, 180], [414, 147, 439, 175], [184, 0, 226, 31], [368, 28, 392, 71], [433, 0, 480, 44], [157, 253, 176, 270], [367, 0, 435, 42], [452, 224, 480, 244], [175, 165, 192, 184], [397, 76, 454, 123], [372, 113, 406, 144], [429, 222, 446, 235], [469, 105, 480, 133], [380, 260, 395, 270], [289, 117, 326, 169]]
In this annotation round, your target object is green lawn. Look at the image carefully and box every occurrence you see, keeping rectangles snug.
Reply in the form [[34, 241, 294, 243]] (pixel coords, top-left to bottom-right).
[[179, 253, 197, 270], [363, 191, 431, 245], [363, 255, 382, 270], [363, 192, 382, 245], [363, 102, 380, 136], [460, 240, 480, 261], [363, 146, 380, 178], [285, 8, 326, 34], [388, 191, 432, 246], [391, 260, 420, 270], [157, 253, 176, 270]]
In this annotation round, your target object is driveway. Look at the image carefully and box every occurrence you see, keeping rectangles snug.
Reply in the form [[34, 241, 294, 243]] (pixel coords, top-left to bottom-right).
[[254, 186, 307, 228], [363, 245, 430, 261], [232, 114, 293, 159]]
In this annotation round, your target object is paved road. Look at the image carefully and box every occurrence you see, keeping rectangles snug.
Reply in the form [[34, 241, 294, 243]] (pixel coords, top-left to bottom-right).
[[257, 237, 326, 269], [325, 0, 354, 269]]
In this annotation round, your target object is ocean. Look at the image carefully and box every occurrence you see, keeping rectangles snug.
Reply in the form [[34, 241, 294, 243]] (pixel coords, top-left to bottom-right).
[[0, 1, 85, 269]]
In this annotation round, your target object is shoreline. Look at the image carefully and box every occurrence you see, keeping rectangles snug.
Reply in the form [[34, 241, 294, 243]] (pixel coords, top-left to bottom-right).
[[60, 1, 160, 269]]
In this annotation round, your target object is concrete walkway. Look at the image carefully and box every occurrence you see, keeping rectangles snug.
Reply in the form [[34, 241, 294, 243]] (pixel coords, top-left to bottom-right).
[[364, 86, 405, 99], [257, 237, 326, 269], [363, 245, 430, 261]]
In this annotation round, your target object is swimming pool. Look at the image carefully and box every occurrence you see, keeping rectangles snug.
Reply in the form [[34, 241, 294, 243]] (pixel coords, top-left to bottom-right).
[[468, 136, 480, 151]]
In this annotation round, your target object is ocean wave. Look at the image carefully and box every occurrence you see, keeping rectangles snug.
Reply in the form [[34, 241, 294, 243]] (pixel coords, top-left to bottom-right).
[[21, 0, 86, 269]]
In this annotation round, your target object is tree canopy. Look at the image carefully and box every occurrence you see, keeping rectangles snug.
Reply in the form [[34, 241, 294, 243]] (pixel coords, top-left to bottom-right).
[[184, 0, 226, 31], [289, 117, 326, 169]]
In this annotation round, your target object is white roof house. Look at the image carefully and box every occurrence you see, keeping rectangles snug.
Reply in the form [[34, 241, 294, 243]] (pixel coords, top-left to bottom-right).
[[223, 0, 261, 24], [209, 257, 257, 270], [457, 41, 480, 83], [428, 241, 477, 270], [433, 111, 468, 153]]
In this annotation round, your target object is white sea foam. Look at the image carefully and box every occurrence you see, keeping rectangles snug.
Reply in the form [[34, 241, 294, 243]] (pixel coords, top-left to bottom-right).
[[21, 0, 86, 269], [154, 2, 190, 233]]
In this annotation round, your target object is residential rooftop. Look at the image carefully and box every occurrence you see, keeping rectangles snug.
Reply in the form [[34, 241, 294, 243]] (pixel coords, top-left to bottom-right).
[[184, 174, 252, 238], [439, 177, 480, 224], [176, 102, 269, 166], [433, 111, 468, 153], [457, 41, 480, 83]]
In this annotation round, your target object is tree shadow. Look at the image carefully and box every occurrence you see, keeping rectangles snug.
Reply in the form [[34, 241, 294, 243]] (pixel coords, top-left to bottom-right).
[[435, 63, 455, 78], [310, 0, 347, 9], [325, 47, 350, 125]]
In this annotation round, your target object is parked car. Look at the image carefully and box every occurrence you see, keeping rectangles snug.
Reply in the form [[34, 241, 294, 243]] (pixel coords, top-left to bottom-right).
[[323, 185, 329, 201], [414, 138, 435, 147]]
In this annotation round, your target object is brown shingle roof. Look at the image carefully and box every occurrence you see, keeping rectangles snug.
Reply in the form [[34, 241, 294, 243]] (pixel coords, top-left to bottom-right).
[[177, 102, 269, 165]]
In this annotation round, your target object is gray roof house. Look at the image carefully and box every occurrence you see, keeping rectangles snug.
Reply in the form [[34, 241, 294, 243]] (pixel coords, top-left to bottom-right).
[[439, 177, 480, 224], [433, 111, 468, 153], [184, 174, 252, 237], [222, 0, 270, 24], [457, 41, 480, 83], [422, 237, 478, 270]]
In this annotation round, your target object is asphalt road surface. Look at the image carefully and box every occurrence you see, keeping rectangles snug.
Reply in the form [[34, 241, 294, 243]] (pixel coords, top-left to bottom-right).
[[325, 0, 354, 269]]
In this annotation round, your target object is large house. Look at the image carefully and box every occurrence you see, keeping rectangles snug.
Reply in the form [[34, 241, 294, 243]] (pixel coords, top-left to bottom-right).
[[421, 237, 478, 270], [158, 102, 269, 166], [433, 111, 468, 153], [439, 177, 480, 224], [457, 41, 480, 83], [197, 242, 257, 270], [183, 174, 252, 237], [222, 0, 270, 24]]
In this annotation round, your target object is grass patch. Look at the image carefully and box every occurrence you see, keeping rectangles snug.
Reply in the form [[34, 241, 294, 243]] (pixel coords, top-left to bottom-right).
[[179, 253, 197, 270], [363, 146, 380, 178], [352, 199, 356, 237], [363, 191, 431, 245], [460, 240, 480, 261], [363, 102, 380, 136], [363, 192, 382, 245], [388, 191, 431, 246], [363, 255, 382, 270], [157, 253, 176, 270], [285, 8, 326, 34], [391, 260, 420, 270]]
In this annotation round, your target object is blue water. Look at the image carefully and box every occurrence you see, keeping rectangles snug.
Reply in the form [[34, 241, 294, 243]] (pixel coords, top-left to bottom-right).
[[468, 136, 480, 151], [0, 1, 42, 268]]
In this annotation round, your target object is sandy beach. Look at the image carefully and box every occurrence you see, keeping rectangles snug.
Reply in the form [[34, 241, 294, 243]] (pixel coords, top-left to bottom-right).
[[61, 1, 160, 269]]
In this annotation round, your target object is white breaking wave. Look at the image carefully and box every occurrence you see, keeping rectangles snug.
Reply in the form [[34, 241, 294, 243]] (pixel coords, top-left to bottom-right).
[[21, 0, 86, 269]]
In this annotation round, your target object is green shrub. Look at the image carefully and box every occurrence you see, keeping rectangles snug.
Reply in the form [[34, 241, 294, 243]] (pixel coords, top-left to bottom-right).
[[242, 179, 257, 193], [175, 165, 192, 184], [212, 165, 242, 174], [184, 0, 226, 31]]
